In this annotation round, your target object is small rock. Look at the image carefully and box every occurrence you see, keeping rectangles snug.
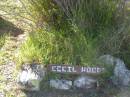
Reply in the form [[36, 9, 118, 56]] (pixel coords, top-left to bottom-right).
[[50, 79, 72, 90], [74, 76, 97, 89], [18, 64, 46, 91], [19, 70, 29, 84]]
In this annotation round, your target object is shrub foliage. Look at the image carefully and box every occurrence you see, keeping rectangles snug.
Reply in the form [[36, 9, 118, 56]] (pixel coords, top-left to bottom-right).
[[18, 0, 130, 68]]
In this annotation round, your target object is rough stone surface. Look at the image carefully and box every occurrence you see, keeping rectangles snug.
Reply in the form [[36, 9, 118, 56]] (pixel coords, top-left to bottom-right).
[[50, 79, 72, 90], [74, 76, 97, 89], [18, 64, 46, 91], [116, 87, 130, 97], [113, 59, 130, 86], [99, 55, 130, 86], [99, 54, 116, 65]]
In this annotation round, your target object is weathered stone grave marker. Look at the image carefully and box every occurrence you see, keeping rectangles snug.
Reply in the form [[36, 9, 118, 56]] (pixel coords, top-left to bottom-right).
[[47, 64, 105, 89]]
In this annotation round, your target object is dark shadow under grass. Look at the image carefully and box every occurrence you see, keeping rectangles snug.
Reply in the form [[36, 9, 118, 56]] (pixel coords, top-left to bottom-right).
[[0, 17, 23, 37]]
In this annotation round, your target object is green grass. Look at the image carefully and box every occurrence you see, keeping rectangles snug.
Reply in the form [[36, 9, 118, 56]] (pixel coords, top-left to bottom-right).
[[16, 0, 128, 68], [0, 34, 10, 64], [0, 34, 7, 49], [17, 28, 99, 67]]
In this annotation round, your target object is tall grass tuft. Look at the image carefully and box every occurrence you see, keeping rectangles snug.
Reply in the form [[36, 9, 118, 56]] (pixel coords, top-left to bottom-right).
[[54, 0, 125, 38], [17, 28, 98, 66], [18, 0, 129, 68], [17, 29, 73, 65], [19, 0, 68, 30]]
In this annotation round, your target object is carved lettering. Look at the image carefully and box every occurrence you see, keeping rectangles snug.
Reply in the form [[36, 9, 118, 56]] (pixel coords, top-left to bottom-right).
[[57, 66, 61, 72], [52, 66, 56, 72], [72, 67, 77, 72], [61, 66, 67, 72], [68, 66, 73, 72], [48, 65, 105, 74]]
